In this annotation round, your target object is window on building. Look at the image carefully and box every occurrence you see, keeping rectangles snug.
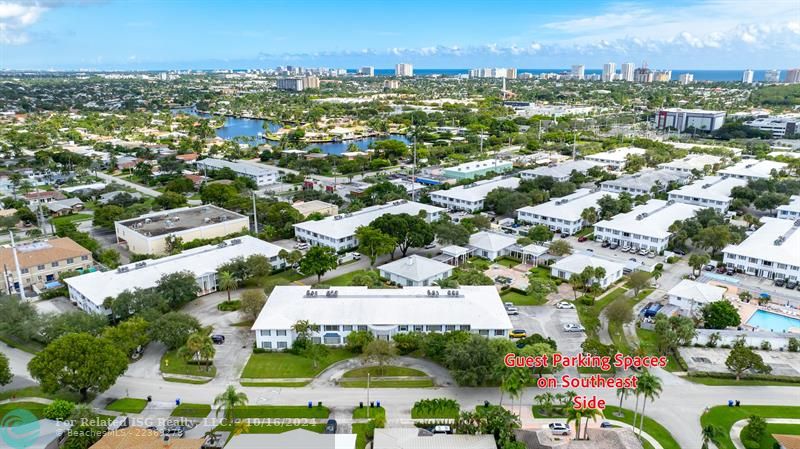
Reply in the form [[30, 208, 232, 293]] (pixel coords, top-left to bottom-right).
[[261, 342, 272, 349], [51, 262, 59, 267], [427, 325, 442, 332], [324, 325, 339, 332], [494, 329, 505, 336], [277, 342, 287, 349], [37, 265, 45, 270], [445, 325, 456, 331], [358, 325, 368, 331], [413, 325, 424, 332], [342, 325, 352, 331], [398, 325, 408, 332], [259, 330, 271, 337], [479, 330, 489, 336], [276, 330, 287, 336], [67, 258, 74, 264]]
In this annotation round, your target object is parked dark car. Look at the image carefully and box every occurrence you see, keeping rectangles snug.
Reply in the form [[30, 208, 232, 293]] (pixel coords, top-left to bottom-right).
[[725, 268, 735, 276], [325, 419, 337, 434], [211, 335, 225, 344], [673, 249, 686, 256], [578, 235, 588, 242], [716, 266, 726, 274], [609, 243, 619, 250], [163, 425, 186, 438], [787, 279, 798, 290], [601, 241, 611, 248], [600, 421, 613, 428], [775, 278, 786, 287]]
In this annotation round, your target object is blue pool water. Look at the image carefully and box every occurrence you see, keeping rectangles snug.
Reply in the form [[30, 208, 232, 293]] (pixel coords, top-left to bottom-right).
[[746, 309, 800, 333]]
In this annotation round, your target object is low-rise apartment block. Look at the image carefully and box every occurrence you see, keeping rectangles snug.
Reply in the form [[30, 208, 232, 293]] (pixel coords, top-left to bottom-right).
[[594, 200, 704, 252], [517, 189, 616, 235], [0, 238, 92, 295], [668, 175, 748, 212], [550, 253, 625, 289], [723, 217, 800, 281], [195, 158, 279, 186], [658, 154, 725, 173], [600, 169, 691, 196], [777, 195, 800, 220], [519, 160, 602, 182], [378, 255, 454, 287], [429, 176, 519, 212], [719, 160, 788, 181], [442, 159, 513, 180], [584, 147, 646, 170]]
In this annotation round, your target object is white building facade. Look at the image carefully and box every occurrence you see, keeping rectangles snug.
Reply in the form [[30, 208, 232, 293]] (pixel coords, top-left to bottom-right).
[[668, 176, 748, 212], [594, 200, 704, 253], [517, 189, 615, 235], [429, 176, 519, 212], [378, 255, 453, 287], [196, 158, 279, 186], [723, 217, 800, 281]]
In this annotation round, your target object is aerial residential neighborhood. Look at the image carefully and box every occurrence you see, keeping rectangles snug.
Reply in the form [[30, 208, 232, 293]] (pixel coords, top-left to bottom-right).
[[0, 2, 799, 449]]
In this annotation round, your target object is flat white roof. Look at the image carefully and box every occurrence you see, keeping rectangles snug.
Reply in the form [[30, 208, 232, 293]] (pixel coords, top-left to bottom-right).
[[595, 200, 704, 240], [551, 253, 625, 275], [225, 430, 357, 449], [66, 236, 282, 306], [670, 175, 748, 202], [658, 154, 724, 171], [293, 200, 443, 240], [601, 169, 691, 191], [197, 158, 277, 176], [443, 158, 511, 173], [668, 279, 726, 304], [518, 188, 617, 222], [251, 286, 513, 330], [378, 255, 453, 281], [660, 107, 725, 114], [468, 231, 518, 252], [430, 176, 519, 202], [520, 160, 601, 179], [723, 217, 800, 267], [778, 195, 800, 213], [719, 160, 788, 179], [585, 147, 646, 163]]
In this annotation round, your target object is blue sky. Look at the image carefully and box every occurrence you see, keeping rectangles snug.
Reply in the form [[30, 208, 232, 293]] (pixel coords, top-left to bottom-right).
[[0, 0, 798, 70]]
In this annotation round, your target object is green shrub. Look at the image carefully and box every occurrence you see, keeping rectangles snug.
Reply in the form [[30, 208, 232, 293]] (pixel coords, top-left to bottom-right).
[[44, 399, 75, 420], [788, 337, 799, 352], [217, 301, 241, 311]]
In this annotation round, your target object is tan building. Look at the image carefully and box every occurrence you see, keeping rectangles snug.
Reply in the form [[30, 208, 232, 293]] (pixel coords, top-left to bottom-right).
[[90, 427, 204, 449], [292, 200, 338, 218], [114, 205, 249, 256], [0, 237, 93, 294]]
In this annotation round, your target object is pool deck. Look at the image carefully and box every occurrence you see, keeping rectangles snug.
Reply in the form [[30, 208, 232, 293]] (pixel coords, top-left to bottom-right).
[[735, 300, 800, 334]]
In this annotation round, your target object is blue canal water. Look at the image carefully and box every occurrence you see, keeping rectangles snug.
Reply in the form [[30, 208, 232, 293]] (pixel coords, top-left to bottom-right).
[[172, 107, 410, 155], [746, 309, 800, 333]]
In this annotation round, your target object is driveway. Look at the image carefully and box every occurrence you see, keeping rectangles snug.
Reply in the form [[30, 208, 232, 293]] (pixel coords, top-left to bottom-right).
[[509, 305, 585, 357]]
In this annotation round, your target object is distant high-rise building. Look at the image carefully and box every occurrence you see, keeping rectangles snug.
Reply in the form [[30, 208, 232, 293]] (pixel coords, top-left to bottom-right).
[[395, 63, 413, 77], [653, 70, 672, 82], [276, 77, 304, 91], [359, 66, 374, 76], [490, 68, 508, 78], [506, 68, 517, 79], [620, 63, 635, 81], [571, 64, 585, 80], [786, 68, 800, 84], [302, 75, 320, 89], [602, 62, 616, 82], [634, 66, 653, 83], [383, 80, 400, 90], [765, 69, 781, 83], [679, 73, 694, 85], [741, 69, 755, 84]]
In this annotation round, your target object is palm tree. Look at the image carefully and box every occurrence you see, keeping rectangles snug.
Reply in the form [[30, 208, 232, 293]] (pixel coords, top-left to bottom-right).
[[214, 385, 248, 424], [615, 387, 631, 417], [581, 207, 598, 226], [534, 392, 555, 416], [580, 407, 604, 440], [565, 407, 583, 440], [593, 267, 606, 286], [636, 372, 663, 439], [217, 271, 238, 302], [701, 424, 722, 449]]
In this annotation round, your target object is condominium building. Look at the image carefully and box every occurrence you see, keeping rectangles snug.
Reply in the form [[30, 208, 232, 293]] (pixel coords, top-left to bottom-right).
[[723, 217, 800, 280], [519, 160, 602, 182], [653, 70, 672, 82], [551, 254, 625, 289], [276, 76, 319, 91], [602, 62, 616, 82], [0, 238, 93, 295], [620, 63, 635, 82], [251, 286, 513, 350], [395, 63, 413, 77], [441, 159, 513, 180], [742, 69, 755, 84], [667, 175, 748, 212], [66, 236, 285, 314], [719, 160, 788, 181], [114, 205, 249, 255], [777, 196, 800, 220], [571, 65, 585, 80], [359, 66, 375, 76], [634, 67, 653, 83], [655, 108, 726, 132], [593, 200, 704, 252], [429, 176, 520, 212], [765, 70, 781, 83], [786, 68, 800, 84], [293, 200, 444, 251], [196, 158, 279, 186], [584, 146, 647, 170], [679, 73, 694, 84], [383, 80, 400, 90], [744, 116, 798, 138], [657, 154, 724, 173], [600, 169, 691, 196], [378, 255, 454, 287], [517, 189, 616, 235]]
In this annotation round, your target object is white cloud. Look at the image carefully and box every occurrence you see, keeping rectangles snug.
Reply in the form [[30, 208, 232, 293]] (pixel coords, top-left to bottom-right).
[[0, 1, 48, 44]]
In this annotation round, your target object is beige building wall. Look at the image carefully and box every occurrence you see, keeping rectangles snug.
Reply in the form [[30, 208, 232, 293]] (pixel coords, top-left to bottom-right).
[[116, 217, 249, 255]]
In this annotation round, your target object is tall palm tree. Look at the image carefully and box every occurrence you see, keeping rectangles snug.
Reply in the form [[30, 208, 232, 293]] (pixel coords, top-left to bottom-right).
[[217, 271, 238, 302], [636, 372, 663, 439], [214, 385, 248, 424], [615, 387, 631, 417], [701, 424, 722, 449], [565, 407, 583, 440], [580, 407, 604, 440]]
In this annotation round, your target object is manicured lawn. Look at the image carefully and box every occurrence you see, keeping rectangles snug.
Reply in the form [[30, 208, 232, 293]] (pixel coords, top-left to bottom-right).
[[575, 227, 594, 237], [684, 376, 800, 386], [573, 287, 627, 337], [700, 405, 800, 449], [232, 405, 330, 419], [240, 381, 310, 387], [171, 403, 211, 418], [343, 366, 426, 378], [340, 379, 434, 388], [0, 332, 45, 354], [500, 289, 548, 306], [412, 402, 460, 420], [352, 422, 373, 449], [0, 386, 84, 402], [217, 300, 241, 311], [248, 270, 304, 291], [494, 257, 521, 268], [0, 402, 46, 419], [241, 348, 353, 379], [325, 269, 371, 286], [353, 406, 385, 420], [529, 266, 552, 279], [106, 398, 148, 414], [604, 405, 680, 449], [51, 213, 92, 226], [161, 350, 216, 378]]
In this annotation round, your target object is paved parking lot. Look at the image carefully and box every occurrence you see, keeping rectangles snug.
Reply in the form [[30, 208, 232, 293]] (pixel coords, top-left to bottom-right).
[[680, 346, 800, 377], [509, 304, 585, 355]]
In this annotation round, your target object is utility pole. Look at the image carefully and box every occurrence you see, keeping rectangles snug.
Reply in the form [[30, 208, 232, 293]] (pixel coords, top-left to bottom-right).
[[251, 191, 258, 234], [9, 231, 25, 301], [412, 125, 417, 202], [366, 373, 371, 418]]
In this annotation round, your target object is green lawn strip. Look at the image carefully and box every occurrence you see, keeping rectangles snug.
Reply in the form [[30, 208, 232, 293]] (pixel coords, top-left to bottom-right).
[[215, 424, 325, 434], [0, 402, 47, 419], [352, 422, 374, 449], [494, 257, 521, 268], [500, 289, 548, 306], [242, 348, 353, 378], [340, 379, 434, 388], [164, 377, 211, 385], [636, 329, 682, 372], [343, 366, 426, 378], [51, 213, 92, 226], [171, 403, 211, 418], [684, 376, 800, 387], [232, 405, 330, 419], [412, 405, 460, 420], [324, 269, 371, 286], [575, 227, 594, 237], [105, 398, 148, 414], [240, 381, 310, 387], [528, 266, 552, 279], [248, 270, 304, 289], [607, 288, 653, 353], [161, 350, 216, 378], [0, 386, 84, 402], [353, 406, 385, 420], [0, 333, 45, 354], [700, 405, 800, 449], [217, 300, 241, 311], [754, 423, 800, 449], [573, 287, 627, 338], [604, 405, 680, 449]]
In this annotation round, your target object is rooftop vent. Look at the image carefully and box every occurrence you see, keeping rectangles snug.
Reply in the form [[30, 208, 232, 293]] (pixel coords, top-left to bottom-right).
[[134, 262, 147, 269]]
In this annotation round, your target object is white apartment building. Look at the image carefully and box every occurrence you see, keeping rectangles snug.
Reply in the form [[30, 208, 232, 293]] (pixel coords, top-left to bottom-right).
[[251, 286, 513, 350], [723, 217, 800, 280], [765, 70, 781, 83], [656, 108, 726, 132], [658, 154, 724, 173], [468, 231, 518, 261], [550, 254, 625, 289], [719, 160, 788, 181], [115, 205, 249, 256], [594, 200, 704, 253], [378, 255, 454, 287], [196, 158, 279, 186], [395, 63, 413, 77], [602, 63, 616, 82], [519, 160, 602, 182], [66, 236, 286, 314], [359, 66, 375, 76], [429, 176, 519, 212], [293, 200, 444, 251], [620, 63, 635, 82], [571, 65, 585, 80], [777, 196, 800, 220], [600, 169, 692, 196], [679, 73, 694, 85], [441, 159, 514, 180], [584, 146, 647, 170], [742, 69, 755, 84], [517, 189, 616, 235], [744, 116, 798, 138], [667, 279, 726, 316], [668, 176, 748, 212]]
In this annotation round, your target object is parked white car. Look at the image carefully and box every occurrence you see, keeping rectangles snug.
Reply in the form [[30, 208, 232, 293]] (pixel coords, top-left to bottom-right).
[[549, 423, 570, 435], [555, 301, 575, 309], [563, 323, 585, 332]]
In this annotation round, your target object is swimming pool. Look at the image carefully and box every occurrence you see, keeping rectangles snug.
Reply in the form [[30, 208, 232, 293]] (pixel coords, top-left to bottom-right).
[[746, 310, 800, 333]]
